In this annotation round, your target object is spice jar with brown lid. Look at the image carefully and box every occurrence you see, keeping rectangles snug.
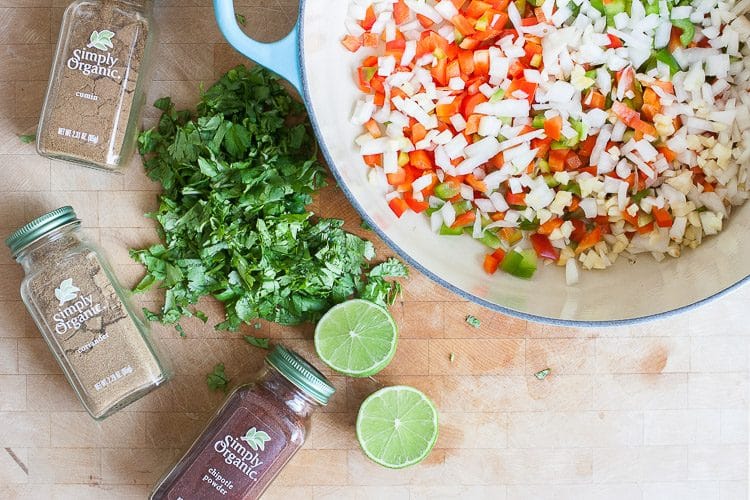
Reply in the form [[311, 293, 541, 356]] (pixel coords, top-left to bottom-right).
[[36, 0, 155, 172], [5, 206, 170, 419], [151, 345, 336, 500]]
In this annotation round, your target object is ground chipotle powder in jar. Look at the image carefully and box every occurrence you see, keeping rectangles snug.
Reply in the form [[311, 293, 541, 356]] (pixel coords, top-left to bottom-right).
[[36, 0, 155, 172], [151, 345, 335, 500]]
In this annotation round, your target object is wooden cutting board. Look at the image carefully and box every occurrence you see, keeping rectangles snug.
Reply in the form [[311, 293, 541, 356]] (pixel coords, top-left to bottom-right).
[[0, 2, 747, 499]]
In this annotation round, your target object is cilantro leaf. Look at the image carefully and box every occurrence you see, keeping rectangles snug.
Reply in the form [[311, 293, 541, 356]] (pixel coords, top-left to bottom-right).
[[244, 336, 270, 349], [206, 363, 230, 391], [18, 134, 35, 144], [534, 368, 551, 380], [466, 315, 481, 328], [132, 66, 406, 331]]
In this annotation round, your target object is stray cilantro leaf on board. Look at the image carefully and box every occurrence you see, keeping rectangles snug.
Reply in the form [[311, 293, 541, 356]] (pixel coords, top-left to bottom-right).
[[466, 315, 481, 328], [132, 66, 406, 332], [360, 220, 373, 231], [244, 336, 270, 349], [534, 368, 551, 380], [207, 363, 230, 391], [235, 13, 247, 26], [19, 134, 35, 144]]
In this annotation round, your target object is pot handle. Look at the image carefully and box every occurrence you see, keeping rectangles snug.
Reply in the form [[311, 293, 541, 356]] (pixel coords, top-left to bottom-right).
[[213, 0, 302, 92]]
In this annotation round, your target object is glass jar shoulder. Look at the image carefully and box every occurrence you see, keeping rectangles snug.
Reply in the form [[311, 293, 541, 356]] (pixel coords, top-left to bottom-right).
[[233, 382, 310, 444]]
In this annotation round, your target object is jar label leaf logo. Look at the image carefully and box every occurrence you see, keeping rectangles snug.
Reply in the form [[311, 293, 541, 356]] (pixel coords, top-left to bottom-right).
[[87, 30, 115, 51], [55, 278, 80, 306], [240, 427, 271, 451]]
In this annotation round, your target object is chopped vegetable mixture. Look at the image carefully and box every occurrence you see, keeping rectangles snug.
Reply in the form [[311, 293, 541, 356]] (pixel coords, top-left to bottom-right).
[[343, 0, 750, 282]]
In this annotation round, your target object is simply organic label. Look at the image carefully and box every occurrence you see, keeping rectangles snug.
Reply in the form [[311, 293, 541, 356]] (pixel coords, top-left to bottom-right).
[[53, 278, 105, 335], [66, 30, 121, 79], [165, 406, 288, 499]]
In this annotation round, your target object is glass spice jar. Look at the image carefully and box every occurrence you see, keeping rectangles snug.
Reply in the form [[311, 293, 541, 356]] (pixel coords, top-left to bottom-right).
[[5, 206, 170, 419], [36, 0, 155, 172], [150, 345, 336, 500]]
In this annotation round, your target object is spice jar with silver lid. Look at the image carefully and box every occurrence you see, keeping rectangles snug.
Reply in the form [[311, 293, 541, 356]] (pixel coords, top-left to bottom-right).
[[5, 206, 170, 419], [150, 345, 335, 500], [36, 0, 155, 172]]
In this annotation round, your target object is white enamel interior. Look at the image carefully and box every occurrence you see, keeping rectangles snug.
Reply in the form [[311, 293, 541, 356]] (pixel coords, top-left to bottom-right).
[[300, 0, 750, 324]]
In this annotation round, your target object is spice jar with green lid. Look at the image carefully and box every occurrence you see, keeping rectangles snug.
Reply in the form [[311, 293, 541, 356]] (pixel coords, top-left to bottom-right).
[[5, 206, 170, 419], [36, 0, 155, 172], [151, 345, 335, 500]]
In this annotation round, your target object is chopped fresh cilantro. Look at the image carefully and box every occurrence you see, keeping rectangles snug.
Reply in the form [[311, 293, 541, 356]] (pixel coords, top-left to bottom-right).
[[244, 336, 270, 349], [534, 368, 551, 380], [235, 13, 247, 26], [18, 134, 35, 144], [131, 66, 406, 331], [207, 363, 230, 391], [466, 315, 481, 328]]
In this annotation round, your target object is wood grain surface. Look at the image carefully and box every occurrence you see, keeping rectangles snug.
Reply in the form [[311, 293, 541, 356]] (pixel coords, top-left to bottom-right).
[[0, 1, 748, 499]]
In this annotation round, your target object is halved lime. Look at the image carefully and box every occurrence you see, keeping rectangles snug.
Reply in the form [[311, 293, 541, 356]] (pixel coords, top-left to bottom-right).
[[314, 299, 397, 377], [356, 385, 439, 469]]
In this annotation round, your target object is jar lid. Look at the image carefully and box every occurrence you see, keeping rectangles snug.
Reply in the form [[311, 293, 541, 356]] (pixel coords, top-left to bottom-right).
[[5, 206, 79, 257], [266, 345, 335, 405]]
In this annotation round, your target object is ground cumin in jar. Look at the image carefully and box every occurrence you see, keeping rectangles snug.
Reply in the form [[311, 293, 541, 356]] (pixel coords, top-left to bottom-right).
[[5, 207, 170, 419], [151, 345, 335, 500], [36, 0, 155, 172]]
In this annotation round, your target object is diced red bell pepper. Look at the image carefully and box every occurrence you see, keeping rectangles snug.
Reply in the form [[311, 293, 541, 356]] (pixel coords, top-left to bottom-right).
[[393, 0, 410, 24], [451, 211, 477, 228], [544, 115, 563, 141], [530, 233, 560, 261], [505, 191, 526, 207], [652, 206, 673, 227], [403, 191, 429, 213], [575, 226, 602, 254], [409, 150, 434, 170], [389, 197, 409, 218], [483, 253, 500, 274], [342, 35, 362, 52]]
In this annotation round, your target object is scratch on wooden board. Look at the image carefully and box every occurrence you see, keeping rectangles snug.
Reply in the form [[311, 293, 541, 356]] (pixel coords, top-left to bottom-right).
[[4, 447, 28, 475]]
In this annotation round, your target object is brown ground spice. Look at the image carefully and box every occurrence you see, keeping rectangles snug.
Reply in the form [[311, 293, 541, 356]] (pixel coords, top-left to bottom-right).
[[37, 0, 152, 170], [25, 233, 166, 418]]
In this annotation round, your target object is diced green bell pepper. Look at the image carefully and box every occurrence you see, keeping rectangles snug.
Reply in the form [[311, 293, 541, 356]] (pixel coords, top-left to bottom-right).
[[671, 19, 695, 46], [570, 119, 588, 142], [439, 224, 464, 236], [532, 114, 546, 129], [501, 249, 538, 279], [543, 173, 559, 187], [655, 48, 682, 75], [362, 67, 377, 82], [453, 200, 473, 216], [518, 218, 540, 231], [434, 182, 460, 200], [465, 227, 503, 249], [562, 182, 582, 196], [490, 88, 506, 103], [631, 188, 653, 203]]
